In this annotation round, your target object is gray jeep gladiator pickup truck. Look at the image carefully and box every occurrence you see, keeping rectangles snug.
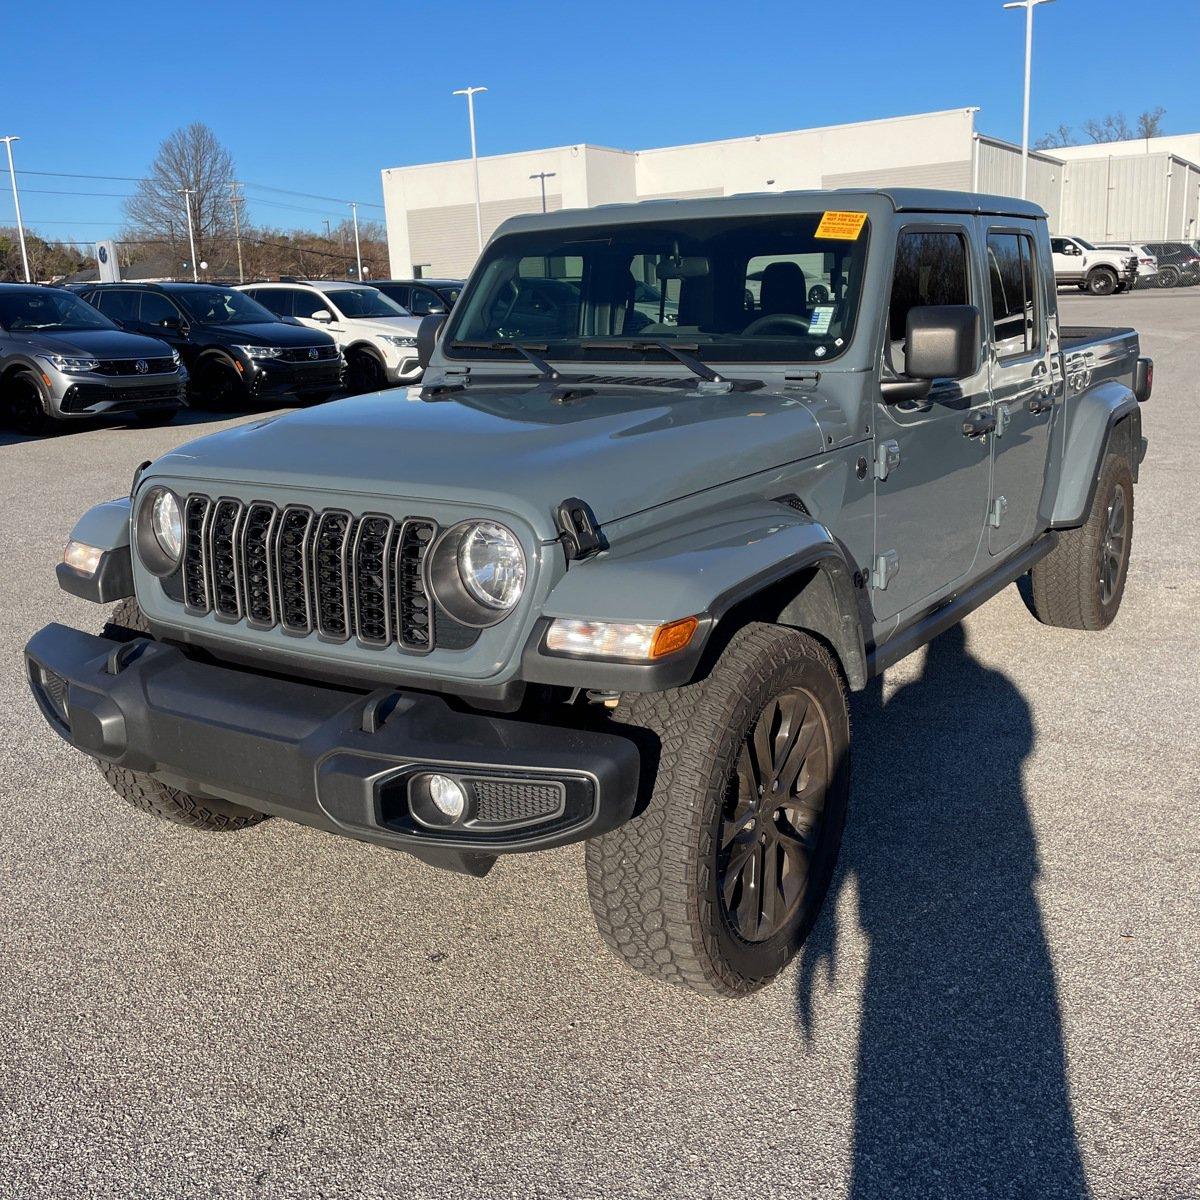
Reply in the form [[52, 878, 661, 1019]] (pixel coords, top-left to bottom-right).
[[25, 189, 1151, 997]]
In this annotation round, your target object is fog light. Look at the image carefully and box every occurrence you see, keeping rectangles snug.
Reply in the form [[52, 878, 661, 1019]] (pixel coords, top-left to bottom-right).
[[428, 774, 467, 821]]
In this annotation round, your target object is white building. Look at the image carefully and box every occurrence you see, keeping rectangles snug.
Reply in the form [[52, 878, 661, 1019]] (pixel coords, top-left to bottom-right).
[[381, 108, 1199, 278]]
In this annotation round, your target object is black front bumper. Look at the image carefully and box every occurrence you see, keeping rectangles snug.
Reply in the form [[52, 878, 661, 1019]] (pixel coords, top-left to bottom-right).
[[248, 359, 344, 402], [25, 625, 641, 874]]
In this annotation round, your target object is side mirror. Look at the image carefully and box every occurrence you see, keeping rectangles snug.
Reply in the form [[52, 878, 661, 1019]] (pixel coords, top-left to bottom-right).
[[882, 305, 980, 402], [417, 313, 446, 370], [311, 308, 333, 322]]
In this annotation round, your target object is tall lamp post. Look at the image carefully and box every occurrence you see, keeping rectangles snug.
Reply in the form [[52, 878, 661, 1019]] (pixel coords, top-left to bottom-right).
[[230, 181, 245, 283], [349, 201, 363, 280], [1003, 0, 1056, 200], [178, 188, 199, 281], [453, 86, 488, 251], [529, 171, 557, 213], [1, 136, 31, 282]]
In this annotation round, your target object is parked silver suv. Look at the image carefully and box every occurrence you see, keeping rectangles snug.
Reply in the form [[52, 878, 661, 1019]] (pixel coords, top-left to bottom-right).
[[0, 285, 186, 434]]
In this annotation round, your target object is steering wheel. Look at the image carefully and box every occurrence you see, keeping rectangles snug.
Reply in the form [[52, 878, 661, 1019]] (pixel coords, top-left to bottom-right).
[[743, 312, 810, 337]]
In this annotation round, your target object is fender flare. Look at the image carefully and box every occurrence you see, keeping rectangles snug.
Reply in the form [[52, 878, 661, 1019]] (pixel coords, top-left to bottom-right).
[[56, 497, 135, 603], [1050, 380, 1140, 528]]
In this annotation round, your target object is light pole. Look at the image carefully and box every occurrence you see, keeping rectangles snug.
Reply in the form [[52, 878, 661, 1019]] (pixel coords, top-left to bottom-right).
[[1, 136, 31, 282], [178, 188, 198, 281], [349, 201, 362, 280], [529, 171, 557, 213], [1003, 0, 1055, 200], [453, 86, 488, 251], [230, 181, 245, 283]]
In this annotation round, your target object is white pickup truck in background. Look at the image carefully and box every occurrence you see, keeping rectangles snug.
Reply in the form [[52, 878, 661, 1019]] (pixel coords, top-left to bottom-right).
[[1051, 235, 1138, 296]]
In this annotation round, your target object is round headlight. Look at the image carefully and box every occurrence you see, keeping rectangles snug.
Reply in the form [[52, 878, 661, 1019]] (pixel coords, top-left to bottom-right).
[[136, 486, 183, 577], [151, 490, 182, 561], [457, 521, 526, 610]]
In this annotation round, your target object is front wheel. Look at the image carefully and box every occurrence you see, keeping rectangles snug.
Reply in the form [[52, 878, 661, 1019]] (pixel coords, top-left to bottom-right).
[[586, 624, 850, 997], [1087, 267, 1118, 296], [1156, 266, 1179, 289], [192, 356, 248, 411], [346, 348, 387, 394], [4, 370, 58, 435]]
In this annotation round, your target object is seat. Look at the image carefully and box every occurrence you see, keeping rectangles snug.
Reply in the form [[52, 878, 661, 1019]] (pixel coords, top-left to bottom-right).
[[758, 261, 807, 316]]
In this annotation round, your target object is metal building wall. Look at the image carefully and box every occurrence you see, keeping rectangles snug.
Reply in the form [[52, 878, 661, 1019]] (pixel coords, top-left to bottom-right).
[[974, 138, 1062, 226], [1056, 154, 1192, 241]]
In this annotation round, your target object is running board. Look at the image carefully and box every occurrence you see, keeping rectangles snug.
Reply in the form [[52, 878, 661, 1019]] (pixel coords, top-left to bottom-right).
[[866, 534, 1058, 677]]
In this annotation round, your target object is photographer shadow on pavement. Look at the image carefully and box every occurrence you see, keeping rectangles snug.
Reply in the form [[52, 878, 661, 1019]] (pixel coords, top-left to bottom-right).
[[797, 623, 1089, 1199]]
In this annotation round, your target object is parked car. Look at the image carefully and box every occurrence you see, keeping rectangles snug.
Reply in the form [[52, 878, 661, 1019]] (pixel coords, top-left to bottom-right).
[[239, 280, 421, 392], [1096, 242, 1159, 287], [83, 282, 342, 410], [0, 283, 186, 434], [27, 188, 1151, 998], [1140, 242, 1200, 288], [371, 278, 464, 316], [1050, 235, 1138, 295]]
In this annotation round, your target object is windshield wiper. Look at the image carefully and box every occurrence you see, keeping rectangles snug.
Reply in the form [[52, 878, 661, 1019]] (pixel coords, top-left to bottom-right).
[[450, 340, 560, 381], [580, 338, 744, 390]]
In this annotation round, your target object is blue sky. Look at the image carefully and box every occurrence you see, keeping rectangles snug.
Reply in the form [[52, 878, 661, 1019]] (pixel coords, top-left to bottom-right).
[[3, 0, 1197, 245]]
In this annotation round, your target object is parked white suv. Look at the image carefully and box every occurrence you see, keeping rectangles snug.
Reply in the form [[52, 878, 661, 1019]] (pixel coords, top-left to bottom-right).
[[1050, 236, 1138, 296], [239, 280, 421, 392], [1097, 242, 1159, 287]]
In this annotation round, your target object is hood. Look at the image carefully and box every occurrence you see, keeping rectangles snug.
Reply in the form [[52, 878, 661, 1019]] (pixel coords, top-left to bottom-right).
[[14, 327, 172, 358], [153, 382, 829, 536], [342, 315, 421, 337], [207, 320, 333, 347]]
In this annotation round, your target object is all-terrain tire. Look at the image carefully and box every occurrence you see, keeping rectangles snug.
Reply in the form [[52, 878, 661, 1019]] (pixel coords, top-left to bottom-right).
[[1086, 267, 1118, 296], [585, 623, 850, 997], [95, 598, 268, 830], [1029, 452, 1134, 630]]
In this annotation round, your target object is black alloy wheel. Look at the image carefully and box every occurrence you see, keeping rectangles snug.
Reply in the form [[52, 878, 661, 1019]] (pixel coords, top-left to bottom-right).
[[717, 688, 832, 943], [194, 358, 247, 411], [1099, 482, 1129, 607], [6, 372, 54, 435], [347, 349, 387, 394]]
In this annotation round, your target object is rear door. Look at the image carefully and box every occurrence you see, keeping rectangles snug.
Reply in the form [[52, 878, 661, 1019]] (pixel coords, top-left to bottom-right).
[[984, 225, 1055, 556], [871, 222, 992, 624]]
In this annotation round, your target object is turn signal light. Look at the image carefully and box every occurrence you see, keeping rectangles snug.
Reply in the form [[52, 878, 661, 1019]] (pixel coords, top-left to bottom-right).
[[650, 616, 700, 659]]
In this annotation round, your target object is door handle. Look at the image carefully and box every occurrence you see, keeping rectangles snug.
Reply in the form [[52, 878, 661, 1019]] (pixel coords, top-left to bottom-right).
[[962, 411, 997, 439], [1026, 395, 1053, 415]]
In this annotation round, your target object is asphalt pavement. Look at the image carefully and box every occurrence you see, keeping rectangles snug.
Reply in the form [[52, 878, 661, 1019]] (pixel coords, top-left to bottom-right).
[[0, 288, 1196, 1199]]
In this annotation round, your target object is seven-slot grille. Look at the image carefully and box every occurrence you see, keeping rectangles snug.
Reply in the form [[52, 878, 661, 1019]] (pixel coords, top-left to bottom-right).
[[180, 495, 438, 652]]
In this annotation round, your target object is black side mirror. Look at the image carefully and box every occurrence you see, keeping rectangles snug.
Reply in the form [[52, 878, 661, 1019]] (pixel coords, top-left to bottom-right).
[[882, 305, 980, 403], [417, 313, 447, 370]]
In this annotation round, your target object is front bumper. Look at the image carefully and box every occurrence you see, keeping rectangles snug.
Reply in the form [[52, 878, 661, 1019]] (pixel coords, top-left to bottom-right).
[[55, 373, 187, 418], [385, 355, 421, 383], [246, 357, 344, 401], [25, 624, 642, 874]]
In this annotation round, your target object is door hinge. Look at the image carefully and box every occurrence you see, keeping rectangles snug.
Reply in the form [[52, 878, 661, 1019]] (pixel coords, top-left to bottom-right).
[[872, 550, 899, 590], [988, 496, 1008, 528], [874, 440, 901, 481]]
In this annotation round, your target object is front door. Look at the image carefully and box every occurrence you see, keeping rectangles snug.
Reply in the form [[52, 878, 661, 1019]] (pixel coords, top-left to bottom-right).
[[984, 225, 1055, 556], [1050, 237, 1084, 284], [872, 222, 992, 625]]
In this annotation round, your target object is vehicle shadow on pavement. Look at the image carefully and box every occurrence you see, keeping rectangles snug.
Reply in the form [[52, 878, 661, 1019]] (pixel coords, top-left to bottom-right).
[[796, 623, 1089, 1198]]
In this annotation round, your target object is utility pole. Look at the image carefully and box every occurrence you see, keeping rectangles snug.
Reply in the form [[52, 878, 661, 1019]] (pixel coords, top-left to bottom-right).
[[230, 181, 245, 283], [529, 171, 557, 213], [323, 219, 331, 240], [179, 188, 199, 281], [349, 201, 362, 280], [1003, 0, 1055, 200], [453, 86, 488, 251], [1, 136, 31, 282]]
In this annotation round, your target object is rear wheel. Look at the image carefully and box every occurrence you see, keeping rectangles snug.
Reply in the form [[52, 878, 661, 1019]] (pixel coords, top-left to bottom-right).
[[1156, 266, 1179, 289], [585, 624, 850, 997], [1028, 452, 1134, 630], [1086, 267, 1118, 296], [4, 370, 57, 435], [346, 348, 387, 394]]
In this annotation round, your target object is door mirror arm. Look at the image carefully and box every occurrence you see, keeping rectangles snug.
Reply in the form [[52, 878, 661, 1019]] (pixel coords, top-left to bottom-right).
[[880, 377, 932, 403]]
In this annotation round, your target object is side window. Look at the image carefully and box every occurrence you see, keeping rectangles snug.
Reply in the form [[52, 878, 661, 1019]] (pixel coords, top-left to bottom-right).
[[138, 291, 180, 327], [1050, 238, 1070, 255], [290, 289, 327, 319], [251, 289, 292, 318], [408, 287, 441, 316], [96, 289, 140, 324], [887, 230, 969, 349], [987, 232, 1040, 358]]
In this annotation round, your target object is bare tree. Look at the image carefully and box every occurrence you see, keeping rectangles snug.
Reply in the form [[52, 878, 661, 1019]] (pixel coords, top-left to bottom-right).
[[1136, 107, 1166, 139], [1083, 113, 1135, 143], [1035, 123, 1074, 150], [124, 124, 236, 268]]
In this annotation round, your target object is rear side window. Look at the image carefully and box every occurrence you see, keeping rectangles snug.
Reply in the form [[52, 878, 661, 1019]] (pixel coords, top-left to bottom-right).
[[987, 232, 1040, 358], [887, 230, 969, 344]]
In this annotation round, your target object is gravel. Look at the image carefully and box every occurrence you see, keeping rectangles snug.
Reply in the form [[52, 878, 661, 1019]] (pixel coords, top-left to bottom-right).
[[0, 288, 1196, 1199]]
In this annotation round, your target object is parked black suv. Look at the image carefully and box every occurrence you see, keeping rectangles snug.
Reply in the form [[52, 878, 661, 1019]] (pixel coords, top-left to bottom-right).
[[83, 283, 343, 409], [371, 279, 463, 316], [1142, 242, 1200, 288]]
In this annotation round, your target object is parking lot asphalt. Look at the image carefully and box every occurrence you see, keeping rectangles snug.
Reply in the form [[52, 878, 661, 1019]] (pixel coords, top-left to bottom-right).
[[1, 288, 1197, 1200]]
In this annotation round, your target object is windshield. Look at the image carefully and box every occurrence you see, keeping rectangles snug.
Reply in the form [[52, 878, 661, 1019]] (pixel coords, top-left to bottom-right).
[[444, 213, 869, 365], [0, 289, 114, 333], [325, 287, 409, 319], [1075, 237, 1097, 251], [172, 287, 277, 326]]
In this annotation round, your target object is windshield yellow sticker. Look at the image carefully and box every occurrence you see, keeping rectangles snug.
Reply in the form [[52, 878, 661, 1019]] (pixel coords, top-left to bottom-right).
[[815, 211, 868, 240]]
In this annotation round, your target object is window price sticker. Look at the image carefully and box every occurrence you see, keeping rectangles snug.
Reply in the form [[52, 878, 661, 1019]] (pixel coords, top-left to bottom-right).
[[809, 305, 834, 334], [815, 211, 867, 240]]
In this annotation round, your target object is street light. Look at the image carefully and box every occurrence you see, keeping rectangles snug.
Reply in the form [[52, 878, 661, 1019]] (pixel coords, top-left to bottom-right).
[[1, 136, 31, 282], [349, 201, 363, 280], [1003, 0, 1056, 201], [529, 171, 557, 214], [453, 86, 488, 251], [178, 188, 198, 282]]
